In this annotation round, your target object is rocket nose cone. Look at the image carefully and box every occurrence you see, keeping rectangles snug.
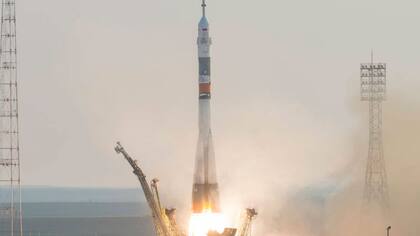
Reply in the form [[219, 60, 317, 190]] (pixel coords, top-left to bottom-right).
[[198, 16, 209, 29]]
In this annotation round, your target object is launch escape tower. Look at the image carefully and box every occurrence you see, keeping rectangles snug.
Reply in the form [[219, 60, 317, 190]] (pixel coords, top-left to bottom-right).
[[360, 54, 389, 210], [0, 0, 23, 235]]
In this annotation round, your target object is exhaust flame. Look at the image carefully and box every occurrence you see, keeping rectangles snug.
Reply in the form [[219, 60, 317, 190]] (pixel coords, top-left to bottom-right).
[[188, 210, 227, 236]]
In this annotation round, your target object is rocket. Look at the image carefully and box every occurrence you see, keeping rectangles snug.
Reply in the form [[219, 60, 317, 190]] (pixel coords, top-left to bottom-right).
[[192, 0, 220, 213]]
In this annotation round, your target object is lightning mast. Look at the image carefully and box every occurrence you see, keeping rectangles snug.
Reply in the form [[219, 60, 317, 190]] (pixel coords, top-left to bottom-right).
[[0, 0, 23, 235], [360, 53, 389, 209]]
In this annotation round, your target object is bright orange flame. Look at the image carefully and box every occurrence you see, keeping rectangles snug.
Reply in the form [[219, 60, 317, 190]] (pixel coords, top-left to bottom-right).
[[188, 210, 227, 236]]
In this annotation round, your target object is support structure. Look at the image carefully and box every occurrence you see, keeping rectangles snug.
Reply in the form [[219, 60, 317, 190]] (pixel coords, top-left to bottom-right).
[[360, 55, 389, 209], [236, 209, 257, 236], [115, 142, 185, 236], [0, 0, 23, 235]]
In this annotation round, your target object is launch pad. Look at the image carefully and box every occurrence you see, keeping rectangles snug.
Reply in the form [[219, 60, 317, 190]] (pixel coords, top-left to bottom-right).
[[115, 142, 257, 236], [208, 228, 237, 236]]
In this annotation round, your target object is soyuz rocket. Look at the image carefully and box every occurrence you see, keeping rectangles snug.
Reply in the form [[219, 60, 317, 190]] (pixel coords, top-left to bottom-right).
[[192, 0, 220, 213]]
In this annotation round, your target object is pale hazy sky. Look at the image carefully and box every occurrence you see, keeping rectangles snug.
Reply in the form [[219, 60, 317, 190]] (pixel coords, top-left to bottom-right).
[[17, 0, 420, 197]]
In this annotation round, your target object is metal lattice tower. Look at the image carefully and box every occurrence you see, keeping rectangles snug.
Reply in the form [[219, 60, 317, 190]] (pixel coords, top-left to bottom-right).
[[360, 54, 389, 209], [0, 0, 23, 235]]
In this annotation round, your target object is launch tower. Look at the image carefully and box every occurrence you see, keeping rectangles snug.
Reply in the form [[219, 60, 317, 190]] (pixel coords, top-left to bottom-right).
[[192, 0, 220, 213], [0, 0, 23, 235], [360, 54, 389, 209]]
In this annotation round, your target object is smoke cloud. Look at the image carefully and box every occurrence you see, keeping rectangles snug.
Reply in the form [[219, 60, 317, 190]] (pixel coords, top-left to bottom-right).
[[227, 87, 420, 236]]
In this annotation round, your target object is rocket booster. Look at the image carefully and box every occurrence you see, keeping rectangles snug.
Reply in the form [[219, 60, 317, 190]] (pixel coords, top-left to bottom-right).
[[192, 0, 220, 213]]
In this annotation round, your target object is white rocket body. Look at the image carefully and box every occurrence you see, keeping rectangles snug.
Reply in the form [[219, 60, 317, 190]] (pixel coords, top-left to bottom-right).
[[192, 3, 220, 213]]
